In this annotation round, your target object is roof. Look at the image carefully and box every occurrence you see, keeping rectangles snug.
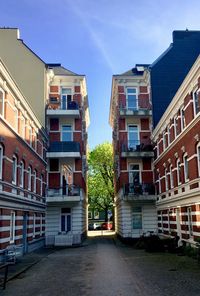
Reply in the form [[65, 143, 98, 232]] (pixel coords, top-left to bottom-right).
[[47, 63, 80, 76], [151, 30, 200, 127], [114, 64, 150, 77]]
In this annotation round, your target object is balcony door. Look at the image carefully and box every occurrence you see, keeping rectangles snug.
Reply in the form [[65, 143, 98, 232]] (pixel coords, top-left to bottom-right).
[[129, 164, 140, 185], [62, 165, 73, 196], [128, 125, 139, 150], [127, 88, 138, 110], [61, 88, 72, 110], [62, 125, 72, 141]]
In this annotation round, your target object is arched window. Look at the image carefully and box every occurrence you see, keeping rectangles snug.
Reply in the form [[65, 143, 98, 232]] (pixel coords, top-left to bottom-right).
[[19, 161, 25, 188], [169, 165, 174, 189], [12, 155, 17, 185], [165, 168, 168, 191], [177, 159, 181, 185], [33, 170, 37, 193], [40, 174, 43, 196], [0, 144, 3, 179], [183, 154, 189, 182], [0, 88, 4, 117], [28, 166, 32, 191]]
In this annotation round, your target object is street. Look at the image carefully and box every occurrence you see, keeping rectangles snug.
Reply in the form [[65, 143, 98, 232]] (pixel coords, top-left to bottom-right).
[[2, 234, 200, 296]]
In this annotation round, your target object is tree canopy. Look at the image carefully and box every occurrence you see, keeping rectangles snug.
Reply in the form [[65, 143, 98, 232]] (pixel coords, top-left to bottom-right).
[[88, 142, 114, 221]]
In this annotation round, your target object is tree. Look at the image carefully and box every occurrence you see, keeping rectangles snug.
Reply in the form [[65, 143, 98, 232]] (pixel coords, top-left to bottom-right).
[[88, 142, 114, 222]]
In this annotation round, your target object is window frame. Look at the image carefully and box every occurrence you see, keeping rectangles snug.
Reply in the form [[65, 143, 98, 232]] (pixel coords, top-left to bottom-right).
[[28, 166, 32, 191], [165, 168, 168, 191], [12, 155, 17, 185], [19, 161, 25, 188], [197, 145, 200, 177], [33, 170, 37, 193], [169, 164, 174, 189], [126, 87, 138, 110], [61, 125, 72, 142], [177, 159, 181, 185], [180, 107, 186, 131], [33, 214, 36, 238], [183, 154, 189, 182], [193, 88, 200, 116]]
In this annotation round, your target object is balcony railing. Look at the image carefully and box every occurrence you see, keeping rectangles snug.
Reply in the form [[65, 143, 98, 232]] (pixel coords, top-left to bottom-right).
[[47, 185, 80, 197], [121, 140, 153, 152], [47, 101, 79, 111], [123, 183, 155, 196], [48, 141, 80, 153]]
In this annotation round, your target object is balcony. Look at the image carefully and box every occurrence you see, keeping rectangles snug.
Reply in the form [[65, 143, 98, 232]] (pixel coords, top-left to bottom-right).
[[46, 185, 81, 203], [121, 141, 154, 158], [123, 183, 156, 201], [119, 105, 152, 117], [46, 101, 80, 117], [46, 141, 81, 158]]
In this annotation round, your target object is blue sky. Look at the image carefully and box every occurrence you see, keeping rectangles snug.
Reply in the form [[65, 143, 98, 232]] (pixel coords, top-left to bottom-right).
[[1, 0, 200, 149]]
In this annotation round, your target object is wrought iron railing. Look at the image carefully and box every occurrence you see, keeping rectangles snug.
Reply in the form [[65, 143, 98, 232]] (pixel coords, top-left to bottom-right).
[[123, 183, 155, 195], [47, 185, 80, 197], [121, 141, 153, 152]]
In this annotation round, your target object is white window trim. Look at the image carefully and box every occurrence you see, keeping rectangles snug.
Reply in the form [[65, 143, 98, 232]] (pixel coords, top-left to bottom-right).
[[180, 107, 186, 131], [165, 168, 168, 191], [61, 124, 73, 141], [167, 125, 170, 145], [193, 88, 200, 116], [40, 214, 43, 236], [40, 174, 43, 196], [128, 163, 141, 184], [61, 87, 73, 110], [126, 87, 138, 110], [177, 159, 181, 185], [128, 124, 140, 148], [10, 211, 15, 243], [197, 144, 200, 177], [33, 170, 37, 193], [183, 153, 189, 182], [28, 166, 32, 191], [169, 165, 174, 189], [187, 207, 193, 237], [19, 161, 24, 188], [12, 155, 17, 185]]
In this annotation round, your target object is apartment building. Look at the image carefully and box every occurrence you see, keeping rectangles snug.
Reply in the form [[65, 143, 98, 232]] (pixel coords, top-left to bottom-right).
[[45, 64, 89, 246], [109, 65, 157, 239], [0, 59, 47, 260], [153, 56, 200, 243]]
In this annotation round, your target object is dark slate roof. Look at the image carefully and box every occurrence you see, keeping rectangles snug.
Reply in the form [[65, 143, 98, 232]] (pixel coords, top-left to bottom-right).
[[47, 63, 80, 76], [115, 64, 150, 76], [151, 30, 200, 127]]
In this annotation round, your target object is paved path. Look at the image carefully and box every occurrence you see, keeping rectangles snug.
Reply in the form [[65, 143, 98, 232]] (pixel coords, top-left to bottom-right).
[[2, 235, 200, 296]]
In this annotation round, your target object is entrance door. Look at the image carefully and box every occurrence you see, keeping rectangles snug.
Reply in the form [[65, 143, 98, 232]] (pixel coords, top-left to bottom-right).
[[61, 208, 71, 232], [22, 213, 28, 254]]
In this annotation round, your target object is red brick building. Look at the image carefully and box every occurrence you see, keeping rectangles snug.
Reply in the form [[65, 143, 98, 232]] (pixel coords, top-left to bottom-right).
[[0, 59, 47, 260], [109, 65, 157, 239], [153, 56, 200, 244], [45, 64, 89, 246]]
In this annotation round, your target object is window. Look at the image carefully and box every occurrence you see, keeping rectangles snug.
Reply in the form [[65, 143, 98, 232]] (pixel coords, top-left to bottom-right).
[[21, 116, 25, 139], [40, 174, 44, 196], [19, 161, 24, 188], [177, 160, 181, 185], [165, 168, 168, 191], [33, 214, 36, 238], [61, 88, 72, 110], [10, 211, 15, 243], [12, 155, 17, 185], [29, 127, 33, 147], [183, 154, 189, 182], [40, 214, 43, 236], [167, 125, 170, 145], [50, 97, 58, 103], [181, 107, 186, 130], [49, 158, 59, 171], [193, 89, 200, 115], [62, 125, 72, 141], [33, 170, 37, 193], [0, 89, 4, 116], [0, 145, 3, 179], [197, 146, 200, 177], [28, 166, 32, 191], [126, 88, 138, 110], [163, 132, 167, 149], [158, 174, 161, 194], [129, 164, 140, 185], [50, 118, 59, 131], [128, 125, 139, 150], [132, 207, 142, 229], [169, 165, 174, 189]]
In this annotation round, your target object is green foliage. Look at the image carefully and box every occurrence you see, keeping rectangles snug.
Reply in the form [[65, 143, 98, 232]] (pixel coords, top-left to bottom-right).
[[88, 142, 114, 214]]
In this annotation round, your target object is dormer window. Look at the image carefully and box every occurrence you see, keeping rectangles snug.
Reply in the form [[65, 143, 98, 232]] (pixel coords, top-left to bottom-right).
[[126, 88, 138, 110]]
